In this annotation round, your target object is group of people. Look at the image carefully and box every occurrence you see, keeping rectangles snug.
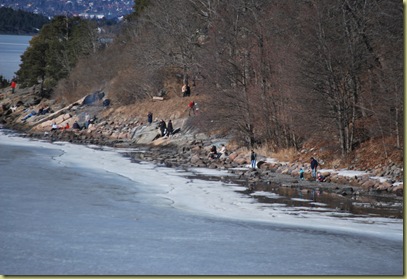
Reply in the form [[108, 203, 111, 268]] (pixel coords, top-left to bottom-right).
[[206, 146, 325, 181], [38, 106, 51, 115], [298, 157, 324, 182], [83, 113, 96, 129], [207, 147, 257, 170], [182, 83, 191, 97], [181, 83, 198, 116], [147, 112, 176, 138], [21, 106, 51, 122], [50, 113, 96, 132], [50, 121, 78, 131], [208, 144, 228, 159], [158, 119, 174, 137], [51, 122, 71, 131]]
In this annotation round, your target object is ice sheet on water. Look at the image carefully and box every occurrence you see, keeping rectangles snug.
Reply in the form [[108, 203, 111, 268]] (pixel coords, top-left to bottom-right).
[[0, 131, 402, 241]]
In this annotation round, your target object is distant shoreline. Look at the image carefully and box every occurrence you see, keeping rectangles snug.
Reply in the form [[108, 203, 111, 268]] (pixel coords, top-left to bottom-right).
[[0, 32, 37, 36]]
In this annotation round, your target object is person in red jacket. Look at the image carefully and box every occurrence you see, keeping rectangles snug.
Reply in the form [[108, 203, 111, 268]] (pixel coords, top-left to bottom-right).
[[11, 80, 16, 94], [188, 101, 195, 116]]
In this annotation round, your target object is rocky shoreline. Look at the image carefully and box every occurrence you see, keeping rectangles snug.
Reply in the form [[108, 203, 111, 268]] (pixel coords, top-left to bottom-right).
[[5, 126, 400, 219], [0, 88, 403, 218]]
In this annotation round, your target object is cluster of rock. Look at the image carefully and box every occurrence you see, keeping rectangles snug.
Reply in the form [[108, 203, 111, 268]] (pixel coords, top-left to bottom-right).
[[123, 140, 403, 197], [256, 161, 403, 196]]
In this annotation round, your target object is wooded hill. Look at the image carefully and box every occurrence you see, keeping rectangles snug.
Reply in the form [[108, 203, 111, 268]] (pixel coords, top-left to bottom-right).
[[15, 0, 403, 167], [0, 7, 49, 34]]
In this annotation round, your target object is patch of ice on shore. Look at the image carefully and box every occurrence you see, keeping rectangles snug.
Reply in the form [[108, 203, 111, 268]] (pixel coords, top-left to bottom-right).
[[291, 198, 313, 202], [250, 191, 281, 199], [188, 167, 235, 177]]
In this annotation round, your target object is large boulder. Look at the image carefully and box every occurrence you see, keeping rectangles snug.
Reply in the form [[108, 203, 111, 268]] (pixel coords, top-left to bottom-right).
[[82, 91, 105, 106], [132, 125, 161, 144], [232, 153, 249, 165], [37, 113, 72, 129]]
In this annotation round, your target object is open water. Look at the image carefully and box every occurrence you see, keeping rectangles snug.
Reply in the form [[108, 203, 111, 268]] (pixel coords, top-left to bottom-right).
[[0, 34, 32, 80]]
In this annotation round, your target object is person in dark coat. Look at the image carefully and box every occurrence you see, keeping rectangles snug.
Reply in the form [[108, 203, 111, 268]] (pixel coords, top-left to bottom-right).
[[147, 112, 153, 125], [72, 121, 81, 130], [208, 145, 218, 159], [166, 120, 174, 136], [159, 119, 166, 137], [310, 157, 319, 179], [182, 83, 191, 97]]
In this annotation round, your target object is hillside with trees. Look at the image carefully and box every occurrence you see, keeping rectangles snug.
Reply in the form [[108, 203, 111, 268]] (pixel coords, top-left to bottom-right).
[[16, 15, 117, 95], [0, 7, 49, 34], [15, 0, 403, 169]]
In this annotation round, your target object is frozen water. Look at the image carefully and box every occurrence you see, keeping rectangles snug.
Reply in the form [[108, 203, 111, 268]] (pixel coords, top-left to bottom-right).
[[0, 130, 403, 275]]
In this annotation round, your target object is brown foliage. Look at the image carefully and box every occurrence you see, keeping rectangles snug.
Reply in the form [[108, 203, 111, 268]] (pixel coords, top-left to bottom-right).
[[52, 0, 403, 162]]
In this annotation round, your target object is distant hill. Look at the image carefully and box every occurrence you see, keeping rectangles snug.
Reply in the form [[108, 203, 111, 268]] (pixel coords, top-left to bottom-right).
[[0, 0, 133, 19], [0, 7, 50, 35]]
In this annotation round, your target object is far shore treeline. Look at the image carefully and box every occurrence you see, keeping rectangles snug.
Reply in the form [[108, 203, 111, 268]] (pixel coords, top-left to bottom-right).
[[0, 7, 49, 35], [2, 0, 403, 164]]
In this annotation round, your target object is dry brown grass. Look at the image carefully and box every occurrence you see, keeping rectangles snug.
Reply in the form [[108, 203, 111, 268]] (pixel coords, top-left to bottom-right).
[[93, 81, 404, 171], [353, 137, 403, 168], [103, 92, 207, 123], [269, 147, 298, 162], [245, 135, 403, 171]]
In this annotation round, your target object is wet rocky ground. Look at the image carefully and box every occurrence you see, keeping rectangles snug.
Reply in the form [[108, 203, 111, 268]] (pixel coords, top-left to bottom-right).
[[122, 146, 403, 220]]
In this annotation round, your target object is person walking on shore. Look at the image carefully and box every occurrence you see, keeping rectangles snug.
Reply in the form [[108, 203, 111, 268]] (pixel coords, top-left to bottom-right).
[[310, 157, 318, 179], [299, 168, 304, 180], [11, 80, 16, 94], [251, 150, 257, 169], [188, 101, 196, 116]]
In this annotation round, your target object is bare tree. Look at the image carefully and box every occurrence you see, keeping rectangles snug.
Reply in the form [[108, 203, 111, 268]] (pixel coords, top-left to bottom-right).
[[53, 0, 402, 159], [295, 0, 400, 156]]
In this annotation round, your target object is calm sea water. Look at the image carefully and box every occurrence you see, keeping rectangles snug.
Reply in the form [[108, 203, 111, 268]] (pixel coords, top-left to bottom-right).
[[0, 34, 32, 80]]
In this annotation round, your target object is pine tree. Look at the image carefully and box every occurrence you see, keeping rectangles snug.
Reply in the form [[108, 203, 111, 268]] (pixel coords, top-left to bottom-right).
[[17, 16, 97, 92]]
